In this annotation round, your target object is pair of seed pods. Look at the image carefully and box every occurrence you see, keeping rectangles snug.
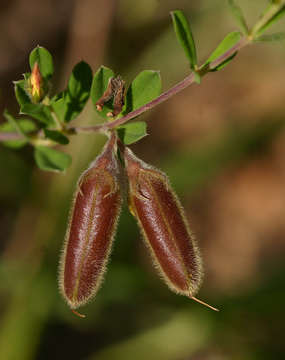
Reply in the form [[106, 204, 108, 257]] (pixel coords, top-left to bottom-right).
[[59, 133, 218, 317]]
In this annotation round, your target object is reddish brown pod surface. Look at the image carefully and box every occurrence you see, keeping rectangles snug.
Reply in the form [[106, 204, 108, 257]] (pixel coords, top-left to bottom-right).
[[59, 134, 122, 311], [123, 147, 218, 311]]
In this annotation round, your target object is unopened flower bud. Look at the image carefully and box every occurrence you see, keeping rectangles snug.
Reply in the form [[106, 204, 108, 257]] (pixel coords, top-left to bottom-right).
[[29, 62, 44, 103]]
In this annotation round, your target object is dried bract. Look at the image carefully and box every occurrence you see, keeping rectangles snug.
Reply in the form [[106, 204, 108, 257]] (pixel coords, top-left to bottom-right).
[[107, 76, 125, 117], [96, 76, 125, 117]]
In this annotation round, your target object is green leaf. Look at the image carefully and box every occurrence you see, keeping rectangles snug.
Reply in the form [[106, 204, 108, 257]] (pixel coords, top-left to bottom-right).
[[91, 66, 115, 118], [117, 121, 147, 145], [205, 31, 241, 71], [228, 0, 249, 35], [255, 32, 285, 42], [43, 129, 69, 145], [14, 80, 31, 107], [123, 70, 161, 114], [29, 46, 54, 79], [23, 73, 31, 80], [257, 5, 285, 36], [3, 109, 26, 138], [171, 10, 197, 69], [34, 146, 72, 172], [51, 62, 92, 123], [68, 61, 92, 101], [20, 103, 54, 126], [212, 52, 238, 72], [0, 136, 26, 149], [51, 92, 67, 123], [0, 113, 36, 148]]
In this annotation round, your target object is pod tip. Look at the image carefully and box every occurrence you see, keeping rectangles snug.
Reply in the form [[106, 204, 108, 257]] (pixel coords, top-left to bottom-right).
[[71, 309, 86, 318], [190, 296, 219, 312]]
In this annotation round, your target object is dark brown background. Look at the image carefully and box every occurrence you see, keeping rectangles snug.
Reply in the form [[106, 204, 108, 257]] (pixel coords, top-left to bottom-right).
[[0, 1, 284, 359]]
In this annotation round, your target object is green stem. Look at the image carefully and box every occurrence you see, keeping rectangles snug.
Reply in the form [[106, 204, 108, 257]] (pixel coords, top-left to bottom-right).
[[50, 110, 63, 131], [249, 2, 284, 38]]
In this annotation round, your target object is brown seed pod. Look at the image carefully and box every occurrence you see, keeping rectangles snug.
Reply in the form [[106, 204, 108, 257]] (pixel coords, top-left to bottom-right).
[[122, 146, 218, 311], [59, 133, 122, 312]]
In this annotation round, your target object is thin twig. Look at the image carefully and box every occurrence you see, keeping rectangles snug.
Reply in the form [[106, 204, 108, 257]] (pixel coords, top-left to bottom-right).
[[0, 132, 24, 141], [0, 35, 262, 142], [73, 37, 249, 134], [0, 35, 251, 143], [75, 72, 196, 134]]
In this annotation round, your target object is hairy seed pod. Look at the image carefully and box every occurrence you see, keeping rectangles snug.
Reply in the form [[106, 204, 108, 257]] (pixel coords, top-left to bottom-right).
[[123, 147, 218, 311], [59, 134, 122, 312]]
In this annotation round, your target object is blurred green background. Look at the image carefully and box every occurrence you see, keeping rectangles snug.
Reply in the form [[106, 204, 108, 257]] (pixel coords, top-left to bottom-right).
[[0, 1, 285, 359]]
